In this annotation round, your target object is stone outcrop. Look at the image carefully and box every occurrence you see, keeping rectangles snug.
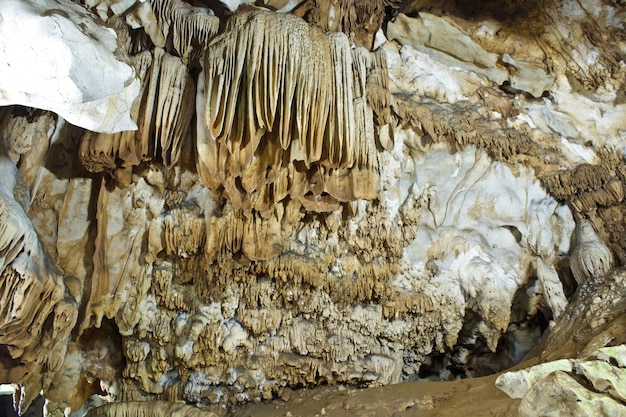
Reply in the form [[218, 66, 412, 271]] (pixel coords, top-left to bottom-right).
[[0, 0, 625, 416], [497, 345, 626, 417], [0, 0, 140, 133]]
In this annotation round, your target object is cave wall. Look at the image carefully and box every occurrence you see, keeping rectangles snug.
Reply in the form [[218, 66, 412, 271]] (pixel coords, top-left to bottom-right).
[[0, 0, 625, 415]]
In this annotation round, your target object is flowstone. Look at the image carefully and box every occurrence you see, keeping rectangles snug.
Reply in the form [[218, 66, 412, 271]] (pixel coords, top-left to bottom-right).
[[0, 0, 625, 415]]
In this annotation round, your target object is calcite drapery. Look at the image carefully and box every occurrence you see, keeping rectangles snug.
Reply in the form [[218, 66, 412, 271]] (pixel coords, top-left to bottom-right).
[[79, 47, 195, 186], [197, 11, 380, 216], [294, 0, 394, 49], [1, 0, 626, 415], [149, 0, 220, 59], [0, 123, 80, 412]]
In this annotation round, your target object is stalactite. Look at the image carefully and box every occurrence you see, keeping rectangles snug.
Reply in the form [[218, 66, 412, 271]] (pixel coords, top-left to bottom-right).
[[79, 48, 194, 186], [294, 0, 393, 49], [570, 219, 614, 285], [149, 0, 220, 59], [197, 11, 383, 216], [0, 146, 79, 412]]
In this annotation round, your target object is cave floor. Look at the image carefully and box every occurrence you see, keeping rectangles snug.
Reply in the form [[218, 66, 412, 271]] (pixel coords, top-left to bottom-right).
[[231, 374, 518, 417]]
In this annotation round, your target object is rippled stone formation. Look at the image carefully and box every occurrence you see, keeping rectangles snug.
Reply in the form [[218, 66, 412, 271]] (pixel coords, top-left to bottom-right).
[[0, 0, 625, 415]]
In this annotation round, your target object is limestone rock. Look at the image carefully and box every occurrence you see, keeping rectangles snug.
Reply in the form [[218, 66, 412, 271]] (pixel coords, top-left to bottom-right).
[[496, 345, 626, 416], [0, 0, 625, 415], [387, 13, 508, 87], [0, 0, 140, 133], [570, 219, 614, 285]]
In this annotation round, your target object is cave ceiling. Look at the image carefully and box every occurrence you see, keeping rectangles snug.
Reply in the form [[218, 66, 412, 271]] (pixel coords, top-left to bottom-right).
[[0, 0, 626, 415]]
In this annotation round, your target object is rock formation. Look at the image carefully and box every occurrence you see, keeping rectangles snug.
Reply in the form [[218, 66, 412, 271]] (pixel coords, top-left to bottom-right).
[[570, 218, 614, 285], [0, 0, 625, 416]]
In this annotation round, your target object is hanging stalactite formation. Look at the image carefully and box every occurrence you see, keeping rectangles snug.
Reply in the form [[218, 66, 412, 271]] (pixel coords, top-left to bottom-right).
[[0, 0, 626, 416], [197, 11, 382, 216]]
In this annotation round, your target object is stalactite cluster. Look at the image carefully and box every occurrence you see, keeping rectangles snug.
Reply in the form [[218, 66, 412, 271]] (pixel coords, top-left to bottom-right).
[[0, 0, 625, 416], [197, 11, 381, 217], [79, 48, 195, 186]]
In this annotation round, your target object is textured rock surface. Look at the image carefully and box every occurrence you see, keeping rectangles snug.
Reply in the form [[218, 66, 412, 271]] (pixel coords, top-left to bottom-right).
[[570, 218, 614, 285], [0, 0, 625, 416], [0, 0, 140, 133], [233, 267, 626, 416], [496, 275, 626, 417], [497, 347, 626, 417]]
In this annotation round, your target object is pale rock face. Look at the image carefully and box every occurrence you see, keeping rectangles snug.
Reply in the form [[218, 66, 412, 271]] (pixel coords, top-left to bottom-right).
[[387, 13, 509, 89], [0, 0, 140, 133], [497, 342, 626, 416], [0, 0, 625, 416]]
